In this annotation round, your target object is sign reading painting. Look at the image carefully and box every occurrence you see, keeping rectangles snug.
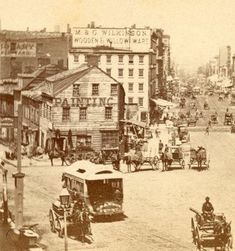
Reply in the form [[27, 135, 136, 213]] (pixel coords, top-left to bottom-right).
[[54, 97, 114, 107], [0, 41, 36, 57], [72, 28, 151, 51]]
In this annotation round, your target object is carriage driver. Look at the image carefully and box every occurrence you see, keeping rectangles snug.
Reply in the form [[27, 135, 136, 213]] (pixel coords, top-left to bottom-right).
[[202, 197, 214, 221]]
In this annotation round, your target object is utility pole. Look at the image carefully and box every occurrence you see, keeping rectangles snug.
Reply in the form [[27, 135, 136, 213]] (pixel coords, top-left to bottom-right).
[[13, 90, 25, 229]]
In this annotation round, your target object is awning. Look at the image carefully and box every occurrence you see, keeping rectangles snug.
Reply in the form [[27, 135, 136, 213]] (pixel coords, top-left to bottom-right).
[[119, 119, 147, 128], [150, 98, 177, 108]]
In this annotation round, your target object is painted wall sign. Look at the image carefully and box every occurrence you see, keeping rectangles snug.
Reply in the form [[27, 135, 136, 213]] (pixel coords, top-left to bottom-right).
[[0, 41, 36, 57], [0, 117, 15, 128], [54, 97, 114, 107], [72, 28, 151, 51]]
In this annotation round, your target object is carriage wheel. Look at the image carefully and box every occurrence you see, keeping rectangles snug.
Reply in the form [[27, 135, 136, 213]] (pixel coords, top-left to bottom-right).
[[49, 209, 56, 233], [191, 218, 196, 244], [196, 227, 202, 250]]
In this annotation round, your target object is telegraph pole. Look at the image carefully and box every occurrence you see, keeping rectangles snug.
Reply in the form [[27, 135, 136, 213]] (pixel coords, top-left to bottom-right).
[[13, 90, 25, 229]]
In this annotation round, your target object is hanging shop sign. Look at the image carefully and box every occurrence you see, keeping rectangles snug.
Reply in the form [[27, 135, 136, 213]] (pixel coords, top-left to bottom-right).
[[0, 116, 16, 128]]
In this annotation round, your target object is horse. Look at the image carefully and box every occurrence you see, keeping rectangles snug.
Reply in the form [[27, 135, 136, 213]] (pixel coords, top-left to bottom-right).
[[196, 147, 207, 170], [47, 148, 69, 167], [160, 151, 173, 171], [123, 150, 143, 172], [214, 221, 233, 250], [72, 205, 92, 243]]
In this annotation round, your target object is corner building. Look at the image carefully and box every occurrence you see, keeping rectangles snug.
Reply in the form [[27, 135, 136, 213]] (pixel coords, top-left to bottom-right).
[[68, 26, 158, 123]]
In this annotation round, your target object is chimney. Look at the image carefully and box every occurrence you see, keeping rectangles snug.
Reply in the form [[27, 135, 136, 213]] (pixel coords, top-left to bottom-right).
[[91, 21, 95, 28], [87, 54, 100, 66]]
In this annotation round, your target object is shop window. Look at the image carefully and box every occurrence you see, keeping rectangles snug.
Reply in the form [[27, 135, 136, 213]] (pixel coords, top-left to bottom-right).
[[139, 83, 144, 91], [102, 131, 118, 148], [106, 68, 111, 75], [79, 107, 87, 120], [62, 107, 70, 121], [139, 69, 144, 77], [84, 55, 88, 62], [106, 55, 112, 63], [139, 55, 144, 64], [111, 84, 118, 96], [118, 55, 123, 63], [73, 84, 80, 96], [141, 111, 147, 122], [128, 82, 133, 91], [77, 135, 91, 147], [138, 97, 144, 107], [105, 107, 112, 120], [74, 54, 79, 62], [128, 69, 134, 77], [92, 83, 99, 96], [129, 55, 134, 64]]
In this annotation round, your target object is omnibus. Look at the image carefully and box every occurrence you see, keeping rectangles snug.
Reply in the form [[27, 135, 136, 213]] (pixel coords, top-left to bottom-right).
[[62, 160, 124, 217]]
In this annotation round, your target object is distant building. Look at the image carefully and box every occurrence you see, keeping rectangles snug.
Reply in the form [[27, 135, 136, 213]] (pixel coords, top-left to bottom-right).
[[219, 46, 231, 78], [0, 30, 71, 79]]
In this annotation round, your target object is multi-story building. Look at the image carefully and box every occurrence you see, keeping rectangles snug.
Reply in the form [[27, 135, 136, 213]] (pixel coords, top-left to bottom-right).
[[219, 46, 231, 78], [162, 34, 171, 78], [0, 30, 70, 79], [68, 25, 158, 123]]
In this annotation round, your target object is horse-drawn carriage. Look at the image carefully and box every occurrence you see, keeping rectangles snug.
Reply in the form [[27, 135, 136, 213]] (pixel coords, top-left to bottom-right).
[[177, 125, 190, 143], [224, 113, 233, 125], [49, 199, 92, 242], [189, 146, 210, 170], [190, 208, 233, 251], [187, 116, 197, 127], [161, 145, 185, 171], [124, 141, 160, 171]]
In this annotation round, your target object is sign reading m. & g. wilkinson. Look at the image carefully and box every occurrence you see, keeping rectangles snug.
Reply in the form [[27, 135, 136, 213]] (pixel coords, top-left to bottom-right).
[[72, 27, 151, 51]]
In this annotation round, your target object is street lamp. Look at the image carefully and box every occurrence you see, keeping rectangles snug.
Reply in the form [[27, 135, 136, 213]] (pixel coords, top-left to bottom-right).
[[59, 187, 70, 251]]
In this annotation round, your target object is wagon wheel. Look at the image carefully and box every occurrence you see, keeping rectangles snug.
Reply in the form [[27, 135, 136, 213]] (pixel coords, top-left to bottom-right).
[[151, 156, 159, 170], [49, 209, 56, 233], [191, 218, 196, 244], [195, 227, 202, 250]]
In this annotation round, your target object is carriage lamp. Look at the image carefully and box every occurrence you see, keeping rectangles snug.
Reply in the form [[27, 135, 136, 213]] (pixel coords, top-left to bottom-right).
[[59, 188, 70, 207]]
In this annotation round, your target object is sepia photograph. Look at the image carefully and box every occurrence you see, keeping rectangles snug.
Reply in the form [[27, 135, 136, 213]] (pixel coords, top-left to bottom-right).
[[0, 0, 234, 250]]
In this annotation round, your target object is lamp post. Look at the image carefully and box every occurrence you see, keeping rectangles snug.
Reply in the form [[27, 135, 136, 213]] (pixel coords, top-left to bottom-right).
[[59, 187, 70, 251]]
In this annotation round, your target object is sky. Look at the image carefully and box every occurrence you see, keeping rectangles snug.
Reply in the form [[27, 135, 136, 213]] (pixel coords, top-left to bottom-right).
[[1, 0, 235, 72]]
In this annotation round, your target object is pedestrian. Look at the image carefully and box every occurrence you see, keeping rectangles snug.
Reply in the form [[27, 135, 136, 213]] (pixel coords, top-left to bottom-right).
[[208, 120, 212, 128], [164, 144, 169, 153], [158, 140, 164, 154], [205, 126, 209, 135]]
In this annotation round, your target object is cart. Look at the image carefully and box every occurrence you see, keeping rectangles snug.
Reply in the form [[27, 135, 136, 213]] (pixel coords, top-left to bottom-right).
[[187, 116, 197, 127], [224, 113, 233, 125], [211, 114, 218, 125], [190, 208, 233, 251], [162, 145, 185, 170]]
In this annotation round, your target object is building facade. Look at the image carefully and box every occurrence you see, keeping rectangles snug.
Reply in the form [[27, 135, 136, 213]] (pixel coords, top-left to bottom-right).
[[68, 25, 158, 123], [219, 46, 231, 78]]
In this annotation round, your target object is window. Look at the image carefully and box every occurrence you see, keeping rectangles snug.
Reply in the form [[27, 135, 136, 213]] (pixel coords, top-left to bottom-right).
[[92, 83, 99, 95], [118, 55, 123, 63], [62, 107, 70, 121], [118, 68, 123, 77], [139, 69, 144, 77], [37, 43, 43, 53], [105, 107, 112, 119], [106, 68, 111, 75], [128, 97, 133, 104], [79, 107, 87, 120], [74, 54, 79, 62], [128, 82, 133, 91], [73, 84, 80, 96], [111, 84, 118, 96], [129, 69, 134, 77], [84, 55, 88, 62], [138, 97, 144, 107], [106, 55, 111, 63], [77, 135, 91, 147], [139, 83, 144, 91], [139, 55, 144, 64], [10, 42, 16, 53], [129, 55, 134, 64], [102, 131, 118, 148]]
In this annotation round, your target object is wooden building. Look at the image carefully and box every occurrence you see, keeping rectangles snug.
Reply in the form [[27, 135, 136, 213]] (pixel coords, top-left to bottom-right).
[[36, 59, 125, 153]]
